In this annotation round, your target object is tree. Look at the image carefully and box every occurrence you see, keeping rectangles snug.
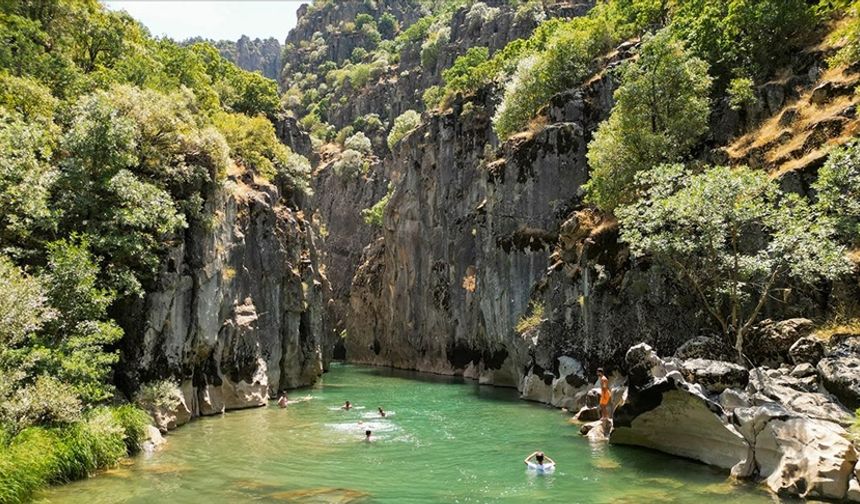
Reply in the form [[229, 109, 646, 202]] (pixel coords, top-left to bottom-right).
[[378, 13, 399, 40], [40, 238, 122, 404], [814, 140, 860, 246], [616, 164, 851, 362], [585, 30, 711, 211], [0, 256, 52, 348], [670, 0, 816, 83]]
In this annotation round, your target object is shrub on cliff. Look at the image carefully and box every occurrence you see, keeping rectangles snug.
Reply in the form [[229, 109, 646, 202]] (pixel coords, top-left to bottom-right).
[[585, 30, 712, 212], [617, 164, 851, 362], [344, 131, 373, 154], [493, 15, 615, 139], [387, 110, 421, 150], [333, 149, 366, 179], [362, 184, 393, 227]]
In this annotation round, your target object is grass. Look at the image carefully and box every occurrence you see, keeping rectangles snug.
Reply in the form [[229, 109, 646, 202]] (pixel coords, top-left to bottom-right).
[[813, 317, 860, 342], [516, 301, 545, 334], [0, 405, 150, 504]]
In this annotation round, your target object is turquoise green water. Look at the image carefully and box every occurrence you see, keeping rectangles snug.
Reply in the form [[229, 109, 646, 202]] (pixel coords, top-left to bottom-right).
[[38, 364, 774, 503]]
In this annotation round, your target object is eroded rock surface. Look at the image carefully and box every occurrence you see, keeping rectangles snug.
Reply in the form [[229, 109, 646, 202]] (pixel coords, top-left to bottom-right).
[[610, 344, 860, 502], [119, 178, 329, 419]]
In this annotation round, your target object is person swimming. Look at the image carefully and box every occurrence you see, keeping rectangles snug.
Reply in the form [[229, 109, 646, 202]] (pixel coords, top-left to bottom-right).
[[343, 400, 352, 410], [524, 451, 555, 470], [364, 429, 372, 442], [378, 407, 386, 417], [277, 392, 288, 409]]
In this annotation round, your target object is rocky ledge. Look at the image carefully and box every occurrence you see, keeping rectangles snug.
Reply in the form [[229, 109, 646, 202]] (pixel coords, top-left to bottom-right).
[[611, 343, 860, 502]]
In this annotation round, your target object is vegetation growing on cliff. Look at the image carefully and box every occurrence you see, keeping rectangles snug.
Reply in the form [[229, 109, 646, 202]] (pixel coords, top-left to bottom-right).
[[585, 30, 711, 211]]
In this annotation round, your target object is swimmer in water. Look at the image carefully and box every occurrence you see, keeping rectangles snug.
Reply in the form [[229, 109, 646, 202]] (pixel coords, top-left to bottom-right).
[[524, 451, 555, 468], [378, 407, 386, 417], [364, 429, 372, 442], [343, 400, 352, 410], [277, 392, 288, 409]]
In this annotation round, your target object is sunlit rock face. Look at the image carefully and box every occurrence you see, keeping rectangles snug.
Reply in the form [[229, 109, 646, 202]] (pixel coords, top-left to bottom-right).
[[117, 179, 330, 417]]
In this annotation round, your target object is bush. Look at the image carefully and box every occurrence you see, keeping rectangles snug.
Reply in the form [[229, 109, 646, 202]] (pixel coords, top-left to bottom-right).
[[423, 85, 446, 111], [134, 380, 182, 412], [442, 46, 490, 96], [584, 30, 712, 211], [493, 15, 615, 139], [379, 12, 399, 40], [420, 26, 450, 69], [465, 3, 500, 32], [1, 376, 82, 436], [362, 185, 393, 227], [110, 404, 151, 455], [728, 76, 756, 111], [387, 109, 421, 150], [333, 149, 365, 179], [344, 131, 373, 154]]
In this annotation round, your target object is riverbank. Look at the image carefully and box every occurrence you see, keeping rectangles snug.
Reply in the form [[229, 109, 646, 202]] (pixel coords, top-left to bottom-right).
[[0, 406, 151, 504]]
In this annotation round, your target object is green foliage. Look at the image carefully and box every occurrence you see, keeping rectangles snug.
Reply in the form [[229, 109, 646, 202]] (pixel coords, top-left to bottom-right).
[[0, 404, 150, 503], [110, 404, 151, 455], [813, 140, 860, 245], [829, 1, 860, 67], [333, 149, 366, 179], [214, 112, 311, 192], [387, 109, 422, 150], [420, 26, 450, 69], [134, 380, 182, 412], [493, 14, 616, 139], [670, 0, 818, 83], [728, 76, 756, 111], [378, 13, 399, 40], [442, 46, 490, 96], [0, 111, 58, 251], [422, 85, 446, 111], [0, 375, 82, 436], [344, 131, 373, 154], [585, 30, 712, 211], [616, 164, 851, 360], [362, 185, 393, 227], [0, 256, 52, 348]]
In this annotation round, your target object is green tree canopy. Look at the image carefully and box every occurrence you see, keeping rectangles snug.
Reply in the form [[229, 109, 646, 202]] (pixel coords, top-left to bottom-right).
[[585, 30, 712, 211], [617, 164, 851, 361]]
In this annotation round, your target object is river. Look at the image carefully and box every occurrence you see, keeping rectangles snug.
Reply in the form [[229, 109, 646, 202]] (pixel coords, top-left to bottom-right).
[[37, 364, 775, 503]]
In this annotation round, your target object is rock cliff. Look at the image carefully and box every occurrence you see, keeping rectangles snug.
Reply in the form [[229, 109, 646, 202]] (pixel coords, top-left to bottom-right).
[[117, 173, 329, 422]]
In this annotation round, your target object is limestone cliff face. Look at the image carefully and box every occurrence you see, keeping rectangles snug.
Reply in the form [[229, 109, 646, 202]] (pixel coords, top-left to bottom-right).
[[118, 176, 329, 418], [310, 160, 389, 348]]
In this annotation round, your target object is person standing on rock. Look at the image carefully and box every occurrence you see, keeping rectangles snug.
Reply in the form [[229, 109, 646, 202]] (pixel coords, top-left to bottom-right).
[[598, 368, 612, 421]]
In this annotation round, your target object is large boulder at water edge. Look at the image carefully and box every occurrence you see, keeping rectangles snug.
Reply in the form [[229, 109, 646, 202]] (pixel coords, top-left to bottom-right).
[[611, 344, 750, 469], [610, 343, 860, 502]]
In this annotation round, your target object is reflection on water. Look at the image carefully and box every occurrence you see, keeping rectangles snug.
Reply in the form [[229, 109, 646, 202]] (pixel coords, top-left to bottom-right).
[[36, 364, 774, 503]]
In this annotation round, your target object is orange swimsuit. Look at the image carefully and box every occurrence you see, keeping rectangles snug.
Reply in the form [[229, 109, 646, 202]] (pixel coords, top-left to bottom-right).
[[599, 377, 611, 406]]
